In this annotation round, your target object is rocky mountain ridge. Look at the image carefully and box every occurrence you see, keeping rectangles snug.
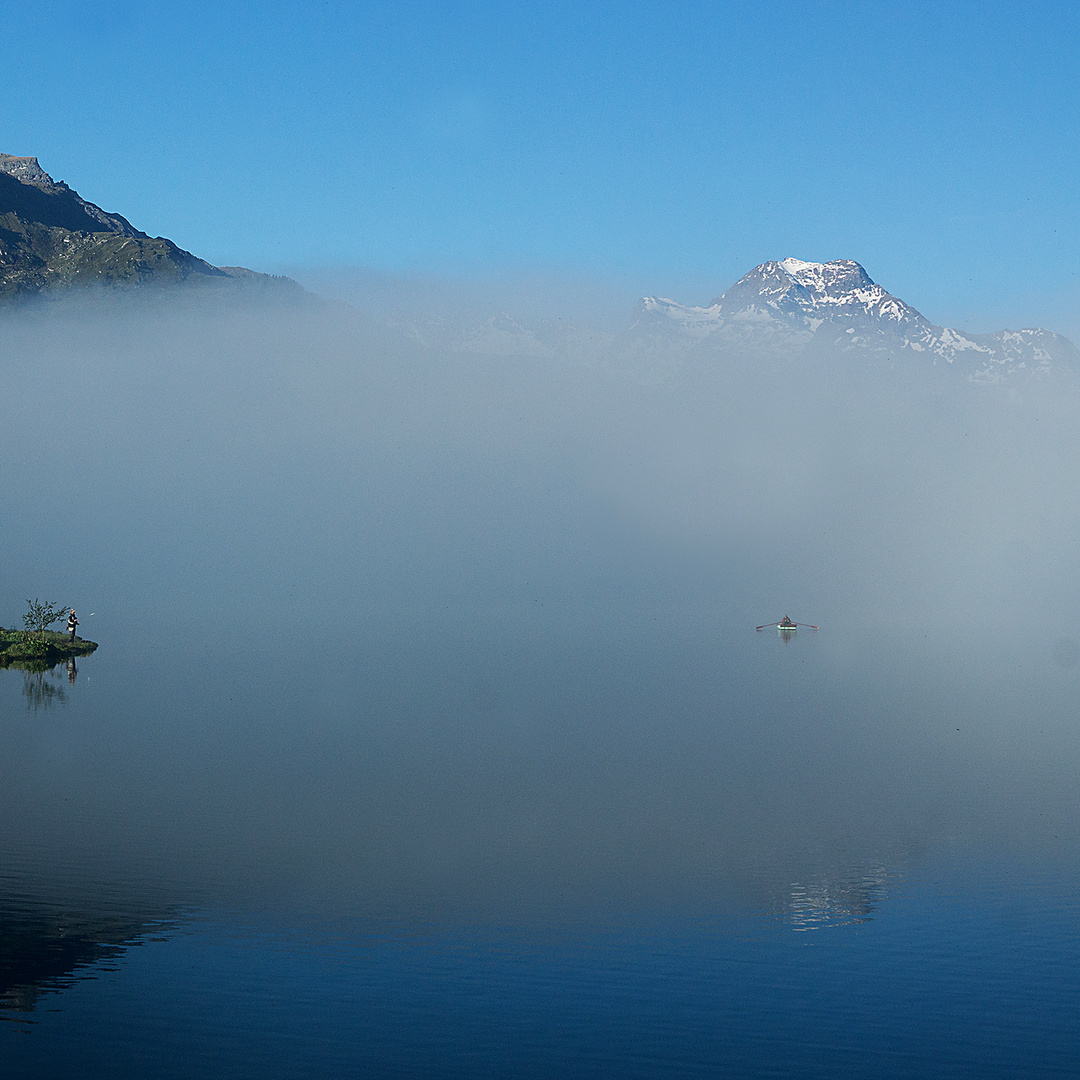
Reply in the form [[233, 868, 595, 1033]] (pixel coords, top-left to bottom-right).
[[0, 154, 300, 298]]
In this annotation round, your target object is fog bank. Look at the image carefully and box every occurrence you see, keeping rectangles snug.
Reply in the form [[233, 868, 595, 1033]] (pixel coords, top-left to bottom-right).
[[2, 281, 1079, 921]]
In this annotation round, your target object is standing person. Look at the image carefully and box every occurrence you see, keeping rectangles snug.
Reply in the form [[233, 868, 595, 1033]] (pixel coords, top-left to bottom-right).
[[67, 609, 78, 642]]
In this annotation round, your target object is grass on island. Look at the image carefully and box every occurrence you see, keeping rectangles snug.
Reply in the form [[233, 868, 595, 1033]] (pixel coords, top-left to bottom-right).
[[0, 627, 98, 670]]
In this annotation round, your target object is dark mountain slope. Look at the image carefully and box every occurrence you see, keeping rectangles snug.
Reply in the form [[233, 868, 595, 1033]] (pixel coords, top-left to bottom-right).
[[0, 154, 299, 298]]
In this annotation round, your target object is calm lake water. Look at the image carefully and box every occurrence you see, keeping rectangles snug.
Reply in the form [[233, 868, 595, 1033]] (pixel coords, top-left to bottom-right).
[[3, 294, 1080, 1075], [4, 624, 1080, 1078]]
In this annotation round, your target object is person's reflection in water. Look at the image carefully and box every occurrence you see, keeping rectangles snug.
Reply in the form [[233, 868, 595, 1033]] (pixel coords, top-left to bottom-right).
[[67, 656, 77, 684]]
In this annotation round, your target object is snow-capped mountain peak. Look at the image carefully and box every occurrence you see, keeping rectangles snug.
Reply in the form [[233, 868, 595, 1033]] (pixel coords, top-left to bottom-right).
[[632, 258, 1077, 382]]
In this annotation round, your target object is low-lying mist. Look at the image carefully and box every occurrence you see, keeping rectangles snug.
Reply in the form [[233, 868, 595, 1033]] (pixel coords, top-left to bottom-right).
[[2, 280, 1080, 923]]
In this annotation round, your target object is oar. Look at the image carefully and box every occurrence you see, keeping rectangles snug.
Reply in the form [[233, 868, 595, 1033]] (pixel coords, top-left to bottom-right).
[[755, 622, 780, 631], [795, 623, 819, 630]]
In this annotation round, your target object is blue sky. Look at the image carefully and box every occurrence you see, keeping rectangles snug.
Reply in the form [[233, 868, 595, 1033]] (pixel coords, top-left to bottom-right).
[[3, 0, 1080, 332]]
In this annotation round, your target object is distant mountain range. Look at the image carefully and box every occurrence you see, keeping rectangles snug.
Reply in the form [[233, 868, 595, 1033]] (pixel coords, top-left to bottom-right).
[[0, 153, 301, 298], [382, 257, 1076, 384], [628, 258, 1078, 383], [2, 155, 1070, 385]]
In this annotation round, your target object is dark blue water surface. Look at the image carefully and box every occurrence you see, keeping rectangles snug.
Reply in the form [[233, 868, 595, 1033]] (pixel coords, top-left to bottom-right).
[[3, 862, 1080, 1078]]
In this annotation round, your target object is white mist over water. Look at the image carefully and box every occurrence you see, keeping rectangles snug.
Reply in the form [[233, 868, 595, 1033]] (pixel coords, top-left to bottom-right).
[[2, 282, 1080, 923]]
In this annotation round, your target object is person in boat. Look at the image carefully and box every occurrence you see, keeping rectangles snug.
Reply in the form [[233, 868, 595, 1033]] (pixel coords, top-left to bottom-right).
[[779, 616, 795, 628]]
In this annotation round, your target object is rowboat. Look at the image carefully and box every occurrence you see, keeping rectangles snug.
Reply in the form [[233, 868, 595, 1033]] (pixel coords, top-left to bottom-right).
[[755, 618, 818, 632]]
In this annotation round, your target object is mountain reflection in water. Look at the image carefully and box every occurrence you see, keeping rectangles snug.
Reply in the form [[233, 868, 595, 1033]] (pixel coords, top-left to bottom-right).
[[0, 881, 176, 1018], [780, 864, 890, 931]]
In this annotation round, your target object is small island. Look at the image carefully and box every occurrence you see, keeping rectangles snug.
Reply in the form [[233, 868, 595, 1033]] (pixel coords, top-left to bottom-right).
[[1, 601, 98, 670], [0, 627, 98, 669]]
